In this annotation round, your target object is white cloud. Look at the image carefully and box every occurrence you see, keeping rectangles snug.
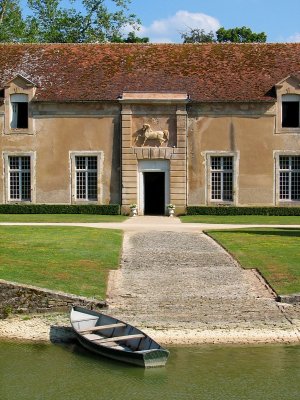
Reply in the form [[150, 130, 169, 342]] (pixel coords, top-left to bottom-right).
[[286, 33, 300, 42], [133, 10, 221, 43]]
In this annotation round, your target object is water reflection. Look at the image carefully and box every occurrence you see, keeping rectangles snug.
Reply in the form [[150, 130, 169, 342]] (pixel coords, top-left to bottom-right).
[[0, 341, 299, 400]]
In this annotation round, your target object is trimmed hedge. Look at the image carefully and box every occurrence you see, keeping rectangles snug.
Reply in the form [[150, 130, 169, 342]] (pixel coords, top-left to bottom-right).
[[186, 206, 300, 216], [0, 204, 120, 215]]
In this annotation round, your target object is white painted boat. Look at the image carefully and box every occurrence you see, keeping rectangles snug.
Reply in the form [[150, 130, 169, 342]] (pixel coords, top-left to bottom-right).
[[70, 306, 169, 368]]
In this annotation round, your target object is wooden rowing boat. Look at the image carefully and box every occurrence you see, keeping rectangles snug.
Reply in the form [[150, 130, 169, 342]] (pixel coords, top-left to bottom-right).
[[70, 306, 169, 368]]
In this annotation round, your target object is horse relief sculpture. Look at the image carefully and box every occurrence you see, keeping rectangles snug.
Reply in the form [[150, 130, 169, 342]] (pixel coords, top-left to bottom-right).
[[135, 124, 169, 147]]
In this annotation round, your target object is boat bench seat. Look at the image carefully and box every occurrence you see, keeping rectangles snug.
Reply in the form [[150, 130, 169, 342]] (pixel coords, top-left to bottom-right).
[[82, 333, 104, 341], [82, 333, 144, 343], [98, 334, 145, 343], [78, 322, 126, 333], [99, 341, 132, 352]]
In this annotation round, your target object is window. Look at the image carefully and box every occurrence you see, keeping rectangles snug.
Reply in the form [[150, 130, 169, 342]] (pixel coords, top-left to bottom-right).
[[10, 93, 29, 129], [210, 156, 233, 201], [8, 156, 31, 201], [279, 156, 300, 201], [75, 156, 98, 200], [282, 95, 300, 128]]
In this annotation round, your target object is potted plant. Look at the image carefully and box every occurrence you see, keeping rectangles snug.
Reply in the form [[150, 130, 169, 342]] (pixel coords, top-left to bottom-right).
[[167, 204, 175, 217], [130, 203, 138, 217]]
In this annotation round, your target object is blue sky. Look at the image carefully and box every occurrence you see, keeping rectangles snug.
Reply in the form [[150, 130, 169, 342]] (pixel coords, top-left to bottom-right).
[[21, 0, 300, 43], [129, 0, 300, 43]]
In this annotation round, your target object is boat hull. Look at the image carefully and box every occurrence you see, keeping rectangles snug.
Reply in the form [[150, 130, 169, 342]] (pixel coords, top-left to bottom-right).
[[70, 307, 169, 368]]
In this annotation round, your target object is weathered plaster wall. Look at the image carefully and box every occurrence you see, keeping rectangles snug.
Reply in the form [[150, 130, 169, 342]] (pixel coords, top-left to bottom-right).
[[187, 102, 300, 206], [2, 98, 300, 208], [0, 102, 121, 205]]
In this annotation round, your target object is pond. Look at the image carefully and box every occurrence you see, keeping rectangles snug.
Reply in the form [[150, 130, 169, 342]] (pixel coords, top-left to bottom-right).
[[1, 341, 300, 400]]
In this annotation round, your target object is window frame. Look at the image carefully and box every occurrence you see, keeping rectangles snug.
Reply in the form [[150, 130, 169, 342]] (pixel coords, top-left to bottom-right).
[[275, 152, 300, 204], [10, 93, 29, 130], [205, 152, 238, 205], [3, 152, 36, 203], [275, 76, 300, 134], [281, 94, 300, 129], [70, 151, 103, 204], [4, 75, 35, 135]]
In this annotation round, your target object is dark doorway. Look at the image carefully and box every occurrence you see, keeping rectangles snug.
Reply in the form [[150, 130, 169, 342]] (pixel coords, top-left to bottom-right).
[[144, 172, 165, 215]]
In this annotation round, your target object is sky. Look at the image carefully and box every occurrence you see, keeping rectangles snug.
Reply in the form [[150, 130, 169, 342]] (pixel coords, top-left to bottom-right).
[[20, 0, 300, 43], [127, 0, 300, 43]]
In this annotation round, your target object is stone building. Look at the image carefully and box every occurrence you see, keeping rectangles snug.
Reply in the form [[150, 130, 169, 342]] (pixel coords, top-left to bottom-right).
[[0, 43, 300, 215]]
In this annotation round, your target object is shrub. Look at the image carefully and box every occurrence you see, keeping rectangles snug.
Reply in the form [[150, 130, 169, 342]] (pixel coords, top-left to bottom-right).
[[0, 204, 120, 215], [186, 206, 300, 216]]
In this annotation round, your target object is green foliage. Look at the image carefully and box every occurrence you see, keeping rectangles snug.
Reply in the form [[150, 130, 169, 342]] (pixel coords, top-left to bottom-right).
[[0, 214, 127, 222], [186, 206, 300, 216], [0, 204, 120, 215], [181, 28, 215, 43], [181, 26, 267, 44], [216, 26, 267, 43], [0, 0, 140, 43], [181, 215, 300, 225], [0, 0, 26, 41], [111, 31, 149, 43]]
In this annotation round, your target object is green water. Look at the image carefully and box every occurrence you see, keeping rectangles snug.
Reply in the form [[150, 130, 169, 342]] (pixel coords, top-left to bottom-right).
[[1, 342, 299, 400]]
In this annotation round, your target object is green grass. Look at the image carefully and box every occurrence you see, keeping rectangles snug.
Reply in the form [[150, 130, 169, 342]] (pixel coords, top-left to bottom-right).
[[207, 228, 300, 295], [0, 214, 127, 223], [0, 226, 123, 299], [181, 215, 300, 224]]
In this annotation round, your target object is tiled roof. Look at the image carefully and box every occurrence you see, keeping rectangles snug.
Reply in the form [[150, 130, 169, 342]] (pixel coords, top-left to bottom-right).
[[0, 43, 299, 102]]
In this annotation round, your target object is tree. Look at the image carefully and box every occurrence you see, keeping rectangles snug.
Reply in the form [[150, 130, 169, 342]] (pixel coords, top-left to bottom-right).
[[111, 31, 149, 43], [181, 26, 267, 44], [0, 0, 26, 42], [0, 0, 141, 43], [216, 26, 267, 43], [181, 28, 215, 43]]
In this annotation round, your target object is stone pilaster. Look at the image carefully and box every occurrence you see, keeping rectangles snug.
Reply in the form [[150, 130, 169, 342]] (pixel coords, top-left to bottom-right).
[[121, 105, 138, 211], [170, 106, 187, 213]]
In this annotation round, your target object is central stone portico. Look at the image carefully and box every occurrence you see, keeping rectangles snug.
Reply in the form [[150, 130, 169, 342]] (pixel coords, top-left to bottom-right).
[[120, 92, 188, 215]]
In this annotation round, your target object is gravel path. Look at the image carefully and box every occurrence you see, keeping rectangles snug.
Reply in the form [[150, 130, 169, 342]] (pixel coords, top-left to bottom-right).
[[0, 217, 299, 344], [107, 230, 300, 344]]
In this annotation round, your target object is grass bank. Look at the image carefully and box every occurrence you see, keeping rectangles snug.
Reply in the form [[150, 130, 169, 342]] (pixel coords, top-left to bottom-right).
[[0, 226, 123, 299], [207, 228, 300, 295], [0, 214, 127, 223], [181, 215, 300, 225]]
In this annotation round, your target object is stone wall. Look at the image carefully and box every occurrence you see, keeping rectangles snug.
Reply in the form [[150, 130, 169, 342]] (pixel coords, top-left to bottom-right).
[[0, 279, 106, 318]]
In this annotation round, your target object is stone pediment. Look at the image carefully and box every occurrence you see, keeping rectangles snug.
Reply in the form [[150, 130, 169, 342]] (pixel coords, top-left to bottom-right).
[[4, 74, 36, 89], [275, 73, 300, 94]]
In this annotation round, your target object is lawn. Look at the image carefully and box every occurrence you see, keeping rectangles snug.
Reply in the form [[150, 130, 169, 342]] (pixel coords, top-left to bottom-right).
[[181, 215, 300, 225], [0, 226, 123, 299], [207, 228, 300, 295], [0, 214, 127, 223]]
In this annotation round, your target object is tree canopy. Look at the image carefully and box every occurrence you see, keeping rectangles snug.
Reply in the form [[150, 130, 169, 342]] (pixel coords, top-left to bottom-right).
[[111, 31, 149, 43], [0, 0, 141, 42], [0, 0, 26, 42], [181, 26, 267, 44]]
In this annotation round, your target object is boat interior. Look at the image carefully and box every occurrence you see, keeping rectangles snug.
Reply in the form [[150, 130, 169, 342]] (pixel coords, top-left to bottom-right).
[[71, 309, 160, 353]]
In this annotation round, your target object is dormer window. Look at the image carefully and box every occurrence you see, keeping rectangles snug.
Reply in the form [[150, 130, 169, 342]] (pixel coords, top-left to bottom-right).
[[10, 93, 28, 129], [282, 94, 300, 128], [3, 74, 35, 134]]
